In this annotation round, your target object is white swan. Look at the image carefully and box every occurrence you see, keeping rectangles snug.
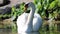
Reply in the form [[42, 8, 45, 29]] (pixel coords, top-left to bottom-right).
[[17, 2, 42, 33]]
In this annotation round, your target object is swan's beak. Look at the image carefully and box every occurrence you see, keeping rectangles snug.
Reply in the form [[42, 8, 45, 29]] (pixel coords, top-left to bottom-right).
[[24, 4, 29, 12]]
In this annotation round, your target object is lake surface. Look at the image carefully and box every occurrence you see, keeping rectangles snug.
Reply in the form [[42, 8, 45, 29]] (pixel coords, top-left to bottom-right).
[[0, 29, 40, 34]]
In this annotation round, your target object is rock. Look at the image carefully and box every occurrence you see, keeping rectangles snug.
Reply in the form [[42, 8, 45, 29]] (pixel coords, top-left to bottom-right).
[[0, 0, 3, 4], [0, 7, 11, 14], [0, 0, 33, 14], [0, 0, 19, 14], [0, 0, 11, 14]]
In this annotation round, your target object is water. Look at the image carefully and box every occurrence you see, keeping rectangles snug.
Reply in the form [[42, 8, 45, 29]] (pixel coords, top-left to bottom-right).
[[18, 32, 40, 34], [0, 29, 40, 34], [0, 29, 13, 34]]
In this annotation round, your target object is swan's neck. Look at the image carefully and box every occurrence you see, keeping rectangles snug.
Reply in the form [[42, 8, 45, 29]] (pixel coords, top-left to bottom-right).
[[26, 5, 35, 25]]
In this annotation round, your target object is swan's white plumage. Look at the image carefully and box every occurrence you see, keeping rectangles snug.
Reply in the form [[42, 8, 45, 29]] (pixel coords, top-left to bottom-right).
[[17, 13, 33, 33], [17, 13, 42, 33]]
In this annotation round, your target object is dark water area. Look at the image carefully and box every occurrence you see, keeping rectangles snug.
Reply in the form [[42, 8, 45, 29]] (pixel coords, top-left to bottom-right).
[[0, 29, 40, 34], [0, 29, 17, 34]]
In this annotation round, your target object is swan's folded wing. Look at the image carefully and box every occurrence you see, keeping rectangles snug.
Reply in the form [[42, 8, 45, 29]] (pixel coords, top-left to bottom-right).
[[33, 13, 42, 31]]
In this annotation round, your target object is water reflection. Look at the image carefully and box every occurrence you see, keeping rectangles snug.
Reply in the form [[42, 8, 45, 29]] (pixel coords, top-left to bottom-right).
[[0, 29, 40, 34], [18, 32, 40, 34]]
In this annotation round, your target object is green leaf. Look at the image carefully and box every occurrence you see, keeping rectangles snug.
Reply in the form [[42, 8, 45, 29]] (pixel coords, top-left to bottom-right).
[[48, 1, 57, 9], [33, 0, 39, 4], [58, 0, 60, 7]]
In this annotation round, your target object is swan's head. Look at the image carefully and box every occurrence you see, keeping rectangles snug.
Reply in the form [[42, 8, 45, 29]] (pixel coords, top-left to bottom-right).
[[24, 2, 36, 13]]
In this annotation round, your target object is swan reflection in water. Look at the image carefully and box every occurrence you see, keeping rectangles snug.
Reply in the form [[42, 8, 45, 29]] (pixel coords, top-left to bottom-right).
[[18, 32, 40, 34]]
